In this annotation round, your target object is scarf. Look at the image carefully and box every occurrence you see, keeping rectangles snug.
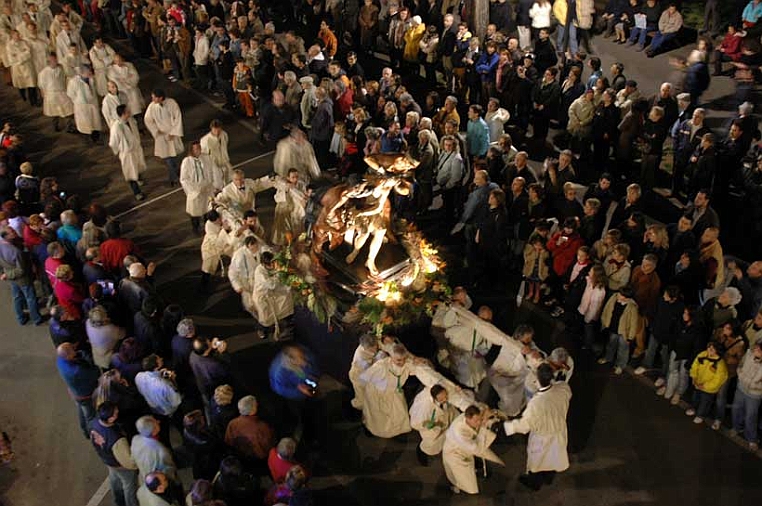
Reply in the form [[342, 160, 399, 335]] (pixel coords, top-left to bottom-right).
[[697, 355, 721, 370]]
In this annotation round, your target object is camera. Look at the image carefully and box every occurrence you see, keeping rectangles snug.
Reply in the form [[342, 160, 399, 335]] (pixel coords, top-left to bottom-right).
[[304, 378, 317, 395], [96, 279, 115, 296], [161, 370, 174, 379]]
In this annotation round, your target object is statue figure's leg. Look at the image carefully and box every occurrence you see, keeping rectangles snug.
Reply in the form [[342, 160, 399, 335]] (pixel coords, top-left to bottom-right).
[[365, 228, 386, 276], [346, 231, 370, 264]]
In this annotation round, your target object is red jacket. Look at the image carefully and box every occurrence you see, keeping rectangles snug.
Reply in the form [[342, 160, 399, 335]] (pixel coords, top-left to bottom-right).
[[546, 232, 584, 276], [719, 33, 743, 61], [99, 238, 139, 273]]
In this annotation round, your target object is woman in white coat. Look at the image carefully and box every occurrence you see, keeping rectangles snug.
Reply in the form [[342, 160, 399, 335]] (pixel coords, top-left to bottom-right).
[[89, 36, 115, 97], [107, 54, 144, 118], [200, 119, 233, 191], [66, 65, 103, 140], [443, 406, 503, 494], [504, 364, 572, 491], [108, 104, 146, 200], [179, 141, 215, 232], [409, 384, 459, 465], [6, 30, 37, 104]]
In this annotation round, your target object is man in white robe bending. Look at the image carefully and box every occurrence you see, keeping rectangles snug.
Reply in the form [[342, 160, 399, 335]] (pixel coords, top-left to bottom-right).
[[214, 169, 273, 228], [487, 324, 539, 416], [504, 363, 572, 491], [348, 333, 387, 410], [410, 384, 459, 466], [442, 405, 504, 495], [442, 305, 493, 390]]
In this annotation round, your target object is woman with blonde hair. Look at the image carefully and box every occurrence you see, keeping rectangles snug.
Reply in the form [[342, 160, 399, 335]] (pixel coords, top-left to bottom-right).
[[86, 305, 126, 369], [579, 264, 608, 350], [643, 223, 670, 279], [54, 264, 85, 319]]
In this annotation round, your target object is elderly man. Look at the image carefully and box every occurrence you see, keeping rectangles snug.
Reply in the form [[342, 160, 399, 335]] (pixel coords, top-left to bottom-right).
[[89, 402, 139, 506], [118, 262, 156, 316], [410, 384, 459, 466], [200, 119, 233, 191], [180, 141, 216, 233], [504, 364, 572, 491], [137, 472, 179, 506], [299, 76, 317, 131], [443, 405, 503, 494], [215, 169, 273, 226], [310, 86, 334, 168], [0, 225, 43, 325], [56, 342, 100, 438], [67, 65, 103, 142], [109, 104, 147, 201], [144, 89, 184, 186], [433, 95, 460, 137], [525, 347, 574, 399], [224, 395, 275, 467], [135, 354, 183, 420], [131, 416, 178, 484]]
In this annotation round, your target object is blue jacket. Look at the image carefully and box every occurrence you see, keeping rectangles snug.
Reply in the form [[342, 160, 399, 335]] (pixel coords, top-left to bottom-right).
[[475, 51, 499, 83], [467, 118, 490, 158], [57, 355, 100, 399], [461, 181, 499, 224], [268, 347, 320, 401]]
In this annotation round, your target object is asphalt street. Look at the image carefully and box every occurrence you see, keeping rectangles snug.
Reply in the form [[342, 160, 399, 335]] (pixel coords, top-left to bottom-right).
[[0, 31, 759, 506]]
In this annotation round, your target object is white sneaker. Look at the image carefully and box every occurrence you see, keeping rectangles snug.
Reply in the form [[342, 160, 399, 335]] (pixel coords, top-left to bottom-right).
[[656, 386, 666, 396], [597, 358, 609, 365], [693, 416, 704, 424], [634, 366, 646, 375], [670, 394, 681, 405], [613, 366, 623, 375], [711, 420, 721, 430], [654, 378, 665, 388], [450, 486, 461, 494], [685, 408, 696, 417]]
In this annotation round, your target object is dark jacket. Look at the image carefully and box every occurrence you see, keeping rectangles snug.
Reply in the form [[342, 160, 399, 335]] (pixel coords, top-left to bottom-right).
[[309, 98, 334, 142], [652, 298, 685, 342]]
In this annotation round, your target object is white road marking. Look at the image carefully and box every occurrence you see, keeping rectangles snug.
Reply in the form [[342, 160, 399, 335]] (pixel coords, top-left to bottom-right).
[[85, 476, 111, 506], [114, 150, 275, 219]]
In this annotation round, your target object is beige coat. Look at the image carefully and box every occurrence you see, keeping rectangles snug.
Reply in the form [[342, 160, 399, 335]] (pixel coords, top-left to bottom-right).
[[359, 357, 413, 438], [109, 117, 146, 182], [67, 75, 102, 134], [600, 296, 641, 340], [107, 62, 145, 115], [89, 43, 115, 96], [522, 244, 550, 281], [144, 98, 184, 158], [38, 65, 73, 118], [251, 264, 294, 327], [200, 130, 233, 190], [6, 38, 35, 88], [567, 96, 596, 138]]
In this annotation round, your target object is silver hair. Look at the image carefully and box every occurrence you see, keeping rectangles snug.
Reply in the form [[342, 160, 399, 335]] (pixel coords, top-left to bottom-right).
[[276, 437, 297, 459], [550, 347, 569, 363], [136, 416, 158, 436], [739, 101, 754, 115], [238, 395, 258, 416], [724, 287, 742, 307], [176, 318, 195, 337]]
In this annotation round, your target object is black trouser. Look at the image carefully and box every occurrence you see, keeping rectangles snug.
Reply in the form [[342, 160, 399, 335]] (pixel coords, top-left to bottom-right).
[[19, 87, 38, 104], [128, 180, 142, 196], [522, 470, 556, 489], [191, 216, 202, 231], [417, 181, 433, 213], [532, 113, 551, 142], [714, 51, 733, 74], [442, 187, 460, 226], [53, 116, 75, 132]]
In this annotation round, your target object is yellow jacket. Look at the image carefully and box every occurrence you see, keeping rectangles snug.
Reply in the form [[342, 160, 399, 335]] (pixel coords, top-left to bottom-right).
[[690, 351, 729, 394], [553, 0, 568, 26], [403, 23, 426, 62]]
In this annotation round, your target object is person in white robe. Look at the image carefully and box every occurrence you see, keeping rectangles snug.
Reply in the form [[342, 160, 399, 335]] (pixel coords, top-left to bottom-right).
[[6, 30, 37, 104], [214, 169, 273, 228], [410, 384, 459, 465], [229, 210, 268, 251], [200, 209, 234, 284], [107, 54, 144, 118], [525, 347, 574, 400], [487, 323, 540, 416], [144, 89, 184, 184], [251, 251, 294, 337], [88, 36, 115, 96], [348, 333, 387, 410], [66, 65, 102, 140], [200, 120, 233, 191], [273, 128, 321, 180], [271, 168, 308, 246], [443, 405, 504, 494], [22, 23, 48, 79], [358, 344, 415, 438], [441, 305, 493, 390], [228, 235, 264, 318], [37, 53, 74, 131], [101, 80, 127, 128], [15, 13, 34, 40], [55, 20, 86, 62], [61, 43, 85, 79], [108, 104, 146, 200], [0, 7, 17, 70], [26, 4, 51, 36], [179, 141, 215, 233], [431, 286, 473, 342], [504, 363, 572, 491]]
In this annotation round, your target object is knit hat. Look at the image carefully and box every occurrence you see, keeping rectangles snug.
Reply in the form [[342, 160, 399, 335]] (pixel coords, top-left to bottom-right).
[[128, 262, 147, 279]]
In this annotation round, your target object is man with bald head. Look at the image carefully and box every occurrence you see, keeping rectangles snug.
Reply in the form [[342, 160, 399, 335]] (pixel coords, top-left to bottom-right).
[[55, 342, 100, 438]]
